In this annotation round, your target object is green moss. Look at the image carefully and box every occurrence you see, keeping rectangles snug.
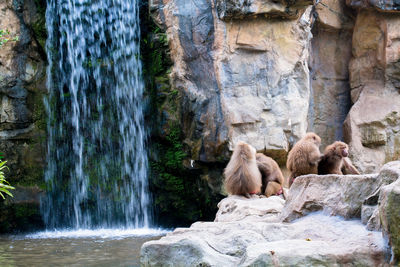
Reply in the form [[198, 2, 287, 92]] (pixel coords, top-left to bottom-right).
[[32, 93, 47, 131], [16, 165, 45, 190], [33, 0, 47, 50], [0, 202, 43, 233]]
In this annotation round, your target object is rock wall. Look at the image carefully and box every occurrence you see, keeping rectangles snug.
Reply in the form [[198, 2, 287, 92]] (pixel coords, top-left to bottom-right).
[[150, 0, 315, 166], [344, 3, 400, 173], [149, 0, 400, 177], [0, 0, 47, 232], [308, 0, 355, 149]]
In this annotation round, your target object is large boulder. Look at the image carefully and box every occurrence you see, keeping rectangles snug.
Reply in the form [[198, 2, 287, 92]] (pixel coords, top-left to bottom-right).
[[280, 174, 380, 222], [140, 167, 400, 266], [141, 210, 388, 266]]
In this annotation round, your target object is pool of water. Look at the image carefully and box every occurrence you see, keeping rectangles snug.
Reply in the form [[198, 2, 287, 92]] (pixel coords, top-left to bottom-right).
[[0, 229, 168, 267]]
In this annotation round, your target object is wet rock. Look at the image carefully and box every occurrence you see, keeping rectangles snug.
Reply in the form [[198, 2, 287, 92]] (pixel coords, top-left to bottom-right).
[[0, 0, 47, 232]]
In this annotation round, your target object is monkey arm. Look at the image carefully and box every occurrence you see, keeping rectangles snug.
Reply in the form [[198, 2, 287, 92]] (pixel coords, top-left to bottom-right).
[[342, 157, 360, 175], [308, 148, 322, 165]]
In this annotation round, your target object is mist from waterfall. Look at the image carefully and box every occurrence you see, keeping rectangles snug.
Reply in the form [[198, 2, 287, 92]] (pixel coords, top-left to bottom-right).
[[41, 0, 152, 229]]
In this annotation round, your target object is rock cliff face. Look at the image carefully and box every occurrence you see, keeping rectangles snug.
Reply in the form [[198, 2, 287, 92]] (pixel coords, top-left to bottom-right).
[[0, 0, 46, 232], [141, 161, 400, 266], [150, 0, 400, 176], [150, 0, 314, 166], [344, 4, 400, 173]]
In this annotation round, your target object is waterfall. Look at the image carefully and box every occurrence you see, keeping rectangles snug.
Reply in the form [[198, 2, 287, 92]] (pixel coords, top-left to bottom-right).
[[41, 0, 151, 229]]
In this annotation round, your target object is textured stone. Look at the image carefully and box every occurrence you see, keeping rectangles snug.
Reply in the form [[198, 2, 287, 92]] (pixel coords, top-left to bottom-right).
[[141, 214, 387, 266], [308, 2, 354, 148], [151, 0, 314, 165], [216, 0, 313, 20], [344, 10, 400, 173], [280, 174, 380, 222], [215, 195, 285, 222], [316, 0, 354, 30], [379, 175, 400, 264], [346, 0, 400, 12], [0, 0, 46, 231], [142, 195, 388, 266], [141, 163, 400, 265]]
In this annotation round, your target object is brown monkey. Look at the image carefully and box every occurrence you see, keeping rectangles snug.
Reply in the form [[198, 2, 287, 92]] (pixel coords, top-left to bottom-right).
[[318, 141, 360, 175], [256, 153, 286, 198], [224, 141, 262, 197], [286, 132, 322, 187]]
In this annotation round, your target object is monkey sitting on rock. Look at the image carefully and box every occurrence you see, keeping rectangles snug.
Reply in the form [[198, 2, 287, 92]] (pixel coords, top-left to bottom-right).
[[224, 141, 262, 197], [286, 132, 323, 187], [318, 141, 360, 175], [256, 153, 286, 199]]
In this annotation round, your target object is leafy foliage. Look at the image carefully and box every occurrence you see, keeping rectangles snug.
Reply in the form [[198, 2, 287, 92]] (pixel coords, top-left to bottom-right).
[[0, 160, 14, 199], [0, 29, 19, 47]]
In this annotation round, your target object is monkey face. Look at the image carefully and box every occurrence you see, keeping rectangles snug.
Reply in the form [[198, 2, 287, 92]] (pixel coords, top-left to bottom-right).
[[341, 147, 348, 157], [332, 141, 349, 157]]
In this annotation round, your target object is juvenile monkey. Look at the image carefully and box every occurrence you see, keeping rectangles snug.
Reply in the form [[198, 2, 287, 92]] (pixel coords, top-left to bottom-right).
[[224, 141, 262, 197], [256, 153, 286, 198], [318, 141, 360, 175], [286, 132, 322, 187]]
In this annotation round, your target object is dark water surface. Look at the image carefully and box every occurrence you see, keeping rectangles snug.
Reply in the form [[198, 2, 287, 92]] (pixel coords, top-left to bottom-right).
[[0, 229, 166, 267]]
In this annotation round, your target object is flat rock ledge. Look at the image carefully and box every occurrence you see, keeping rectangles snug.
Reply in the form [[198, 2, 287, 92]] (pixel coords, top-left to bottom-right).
[[141, 161, 400, 266]]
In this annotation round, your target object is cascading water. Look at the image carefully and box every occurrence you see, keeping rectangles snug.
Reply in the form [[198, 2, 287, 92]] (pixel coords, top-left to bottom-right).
[[42, 0, 151, 229]]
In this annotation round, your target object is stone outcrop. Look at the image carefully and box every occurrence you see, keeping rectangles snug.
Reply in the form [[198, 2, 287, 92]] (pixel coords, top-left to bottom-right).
[[141, 161, 400, 266], [344, 8, 400, 173], [0, 0, 46, 232], [150, 0, 314, 165], [280, 173, 379, 222]]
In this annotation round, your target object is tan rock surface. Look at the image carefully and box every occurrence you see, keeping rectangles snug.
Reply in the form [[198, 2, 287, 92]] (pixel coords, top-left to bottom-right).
[[344, 10, 400, 173], [150, 0, 314, 164]]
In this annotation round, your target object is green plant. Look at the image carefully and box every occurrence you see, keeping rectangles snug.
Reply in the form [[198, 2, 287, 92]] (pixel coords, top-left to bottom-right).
[[0, 160, 14, 199], [0, 29, 19, 47]]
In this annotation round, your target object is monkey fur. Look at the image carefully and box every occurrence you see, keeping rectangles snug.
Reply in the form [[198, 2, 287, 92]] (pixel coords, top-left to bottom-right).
[[318, 141, 360, 175], [286, 132, 322, 187], [224, 141, 262, 197], [256, 153, 286, 198]]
